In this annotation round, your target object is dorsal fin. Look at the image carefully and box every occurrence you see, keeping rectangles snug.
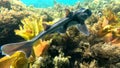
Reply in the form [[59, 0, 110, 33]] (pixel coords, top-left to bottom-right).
[[65, 8, 73, 18], [65, 8, 70, 17], [42, 23, 51, 30]]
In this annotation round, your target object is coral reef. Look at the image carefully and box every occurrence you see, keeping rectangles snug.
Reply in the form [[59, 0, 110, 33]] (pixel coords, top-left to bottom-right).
[[0, 0, 11, 9], [0, 0, 120, 68], [91, 43, 120, 68], [0, 0, 34, 45], [90, 8, 120, 45], [53, 51, 70, 68]]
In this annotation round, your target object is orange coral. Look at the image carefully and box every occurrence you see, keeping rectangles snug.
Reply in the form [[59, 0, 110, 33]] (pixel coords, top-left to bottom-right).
[[33, 40, 51, 57], [104, 32, 113, 43]]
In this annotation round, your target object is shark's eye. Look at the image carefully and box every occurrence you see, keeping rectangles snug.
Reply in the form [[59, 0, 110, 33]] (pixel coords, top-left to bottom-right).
[[84, 9, 92, 17]]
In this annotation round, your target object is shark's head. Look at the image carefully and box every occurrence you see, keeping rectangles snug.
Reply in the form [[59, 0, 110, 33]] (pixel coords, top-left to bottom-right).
[[63, 8, 92, 36], [74, 8, 92, 24], [71, 8, 92, 36], [76, 8, 92, 36]]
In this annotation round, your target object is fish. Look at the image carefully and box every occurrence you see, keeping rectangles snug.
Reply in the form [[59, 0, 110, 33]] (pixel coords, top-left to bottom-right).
[[1, 8, 92, 57]]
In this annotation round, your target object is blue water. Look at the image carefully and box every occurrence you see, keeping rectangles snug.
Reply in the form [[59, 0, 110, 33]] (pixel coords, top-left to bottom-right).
[[21, 0, 84, 8]]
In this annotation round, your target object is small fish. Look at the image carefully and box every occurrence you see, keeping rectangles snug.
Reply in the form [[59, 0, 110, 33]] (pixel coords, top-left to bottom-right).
[[1, 8, 92, 57]]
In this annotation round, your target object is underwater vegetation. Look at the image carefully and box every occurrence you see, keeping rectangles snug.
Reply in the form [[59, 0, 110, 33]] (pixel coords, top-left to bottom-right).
[[0, 51, 28, 68], [0, 0, 35, 45], [14, 15, 55, 40], [91, 8, 120, 44], [0, 0, 120, 68], [14, 16, 44, 40]]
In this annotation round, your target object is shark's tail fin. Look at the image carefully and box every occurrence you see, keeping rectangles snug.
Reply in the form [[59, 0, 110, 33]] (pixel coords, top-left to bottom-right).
[[1, 41, 33, 57]]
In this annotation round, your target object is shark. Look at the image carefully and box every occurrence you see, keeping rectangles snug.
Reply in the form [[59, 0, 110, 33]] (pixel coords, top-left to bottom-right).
[[1, 8, 92, 57]]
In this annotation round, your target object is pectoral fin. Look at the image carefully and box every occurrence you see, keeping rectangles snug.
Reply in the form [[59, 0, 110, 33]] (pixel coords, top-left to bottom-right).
[[56, 26, 66, 33], [77, 24, 90, 36]]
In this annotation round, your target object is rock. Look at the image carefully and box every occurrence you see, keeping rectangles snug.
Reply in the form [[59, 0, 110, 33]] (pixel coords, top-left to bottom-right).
[[91, 43, 120, 63]]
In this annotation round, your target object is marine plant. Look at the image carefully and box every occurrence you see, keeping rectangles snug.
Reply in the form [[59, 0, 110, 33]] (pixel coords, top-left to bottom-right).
[[0, 51, 28, 68], [91, 9, 120, 46], [14, 15, 55, 40], [30, 39, 51, 68], [14, 16, 44, 40], [33, 39, 51, 57], [0, 3, 33, 44]]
